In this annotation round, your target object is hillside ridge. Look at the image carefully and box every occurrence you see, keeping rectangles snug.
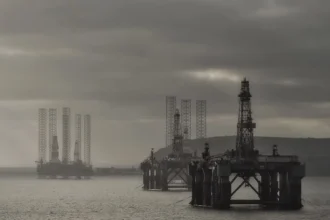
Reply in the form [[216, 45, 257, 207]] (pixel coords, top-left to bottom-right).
[[153, 136, 330, 176]]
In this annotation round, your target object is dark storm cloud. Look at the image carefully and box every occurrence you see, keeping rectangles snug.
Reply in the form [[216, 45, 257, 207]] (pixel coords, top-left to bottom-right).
[[0, 0, 329, 121], [2, 0, 330, 166]]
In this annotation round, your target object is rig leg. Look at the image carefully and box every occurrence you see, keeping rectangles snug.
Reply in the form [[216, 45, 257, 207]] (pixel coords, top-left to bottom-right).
[[215, 163, 231, 209], [155, 168, 161, 189], [219, 176, 231, 209], [211, 168, 219, 208], [279, 171, 289, 209], [195, 169, 204, 205], [187, 171, 192, 191], [289, 177, 302, 209], [288, 165, 304, 210], [150, 168, 155, 190], [270, 172, 278, 206], [203, 167, 212, 206], [260, 172, 270, 207], [189, 163, 197, 205], [161, 168, 168, 191], [190, 174, 196, 205], [143, 169, 149, 190]]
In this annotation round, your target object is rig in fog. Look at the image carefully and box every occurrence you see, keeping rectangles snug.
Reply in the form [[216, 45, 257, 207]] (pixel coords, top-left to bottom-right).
[[140, 97, 206, 191], [36, 108, 93, 179], [189, 78, 305, 210]]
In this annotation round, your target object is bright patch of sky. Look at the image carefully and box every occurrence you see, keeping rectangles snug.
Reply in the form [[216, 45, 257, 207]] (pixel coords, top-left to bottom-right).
[[185, 69, 241, 82]]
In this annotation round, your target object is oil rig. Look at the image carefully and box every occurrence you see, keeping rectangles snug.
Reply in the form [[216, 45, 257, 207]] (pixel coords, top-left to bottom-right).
[[140, 98, 207, 191], [36, 108, 93, 179], [189, 78, 305, 210]]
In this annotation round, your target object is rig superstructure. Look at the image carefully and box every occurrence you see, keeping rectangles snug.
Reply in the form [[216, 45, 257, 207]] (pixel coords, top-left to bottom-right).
[[140, 97, 207, 191], [36, 108, 93, 179], [189, 78, 305, 210]]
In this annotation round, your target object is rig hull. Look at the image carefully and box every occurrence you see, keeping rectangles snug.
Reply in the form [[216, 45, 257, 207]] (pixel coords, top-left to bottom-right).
[[37, 162, 93, 179], [141, 154, 194, 191], [189, 155, 305, 210]]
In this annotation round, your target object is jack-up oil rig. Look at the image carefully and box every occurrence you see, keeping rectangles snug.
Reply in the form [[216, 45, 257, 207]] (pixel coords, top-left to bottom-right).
[[141, 109, 195, 190], [189, 78, 305, 210], [36, 108, 93, 179], [140, 98, 206, 191]]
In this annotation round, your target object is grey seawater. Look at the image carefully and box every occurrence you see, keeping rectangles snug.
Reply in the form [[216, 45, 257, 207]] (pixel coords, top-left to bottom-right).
[[0, 176, 329, 220]]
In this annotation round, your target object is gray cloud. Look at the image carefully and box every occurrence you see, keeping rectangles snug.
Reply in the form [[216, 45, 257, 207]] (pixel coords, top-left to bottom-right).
[[0, 0, 329, 166]]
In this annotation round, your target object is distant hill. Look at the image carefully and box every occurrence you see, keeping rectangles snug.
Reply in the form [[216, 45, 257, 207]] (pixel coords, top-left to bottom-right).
[[153, 136, 330, 176]]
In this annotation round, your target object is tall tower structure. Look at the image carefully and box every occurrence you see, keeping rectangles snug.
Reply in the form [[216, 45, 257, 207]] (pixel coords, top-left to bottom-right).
[[196, 100, 207, 139], [172, 109, 183, 156], [74, 140, 80, 162], [166, 96, 176, 147], [75, 114, 82, 161], [48, 108, 57, 161], [38, 108, 47, 162], [180, 99, 191, 140], [50, 135, 60, 162], [62, 107, 71, 163], [235, 78, 256, 159], [84, 114, 91, 166]]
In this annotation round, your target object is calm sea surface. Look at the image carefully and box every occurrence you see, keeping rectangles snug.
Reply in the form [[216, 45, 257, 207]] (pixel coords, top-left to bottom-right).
[[0, 176, 329, 220]]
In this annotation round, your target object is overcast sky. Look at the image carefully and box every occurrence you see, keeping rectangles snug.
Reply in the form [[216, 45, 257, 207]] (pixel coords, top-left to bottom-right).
[[0, 0, 330, 167]]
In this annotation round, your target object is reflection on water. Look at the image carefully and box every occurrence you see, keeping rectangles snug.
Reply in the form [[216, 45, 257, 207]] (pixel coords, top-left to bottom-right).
[[0, 176, 329, 220]]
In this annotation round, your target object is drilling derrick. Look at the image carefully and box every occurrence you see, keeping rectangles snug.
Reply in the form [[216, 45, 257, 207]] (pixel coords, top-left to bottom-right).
[[181, 100, 191, 140], [74, 140, 80, 162], [48, 109, 57, 161], [38, 108, 47, 162], [62, 107, 71, 164], [172, 109, 183, 156], [166, 96, 176, 147], [50, 135, 60, 163], [236, 78, 256, 160], [196, 100, 207, 139]]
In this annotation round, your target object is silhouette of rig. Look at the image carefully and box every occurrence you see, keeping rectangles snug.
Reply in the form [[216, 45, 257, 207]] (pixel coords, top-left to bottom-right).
[[36, 108, 93, 179], [140, 98, 206, 191], [189, 78, 305, 210], [141, 109, 195, 190]]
